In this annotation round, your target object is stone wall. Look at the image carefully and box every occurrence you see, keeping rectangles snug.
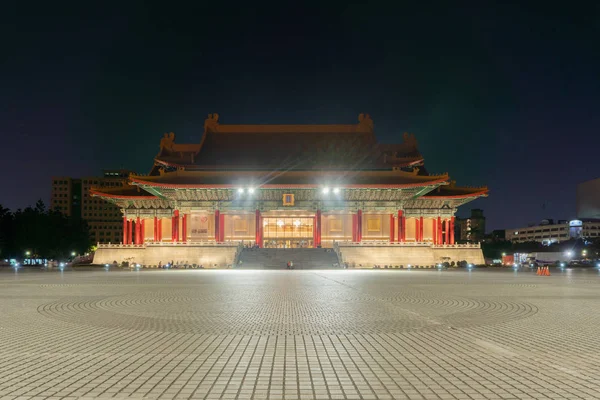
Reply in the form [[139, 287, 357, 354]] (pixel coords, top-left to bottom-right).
[[338, 244, 484, 267], [93, 245, 238, 268]]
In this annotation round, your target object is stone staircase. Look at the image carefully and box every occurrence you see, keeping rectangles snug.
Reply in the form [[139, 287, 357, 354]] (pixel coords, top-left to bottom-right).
[[236, 248, 340, 269]]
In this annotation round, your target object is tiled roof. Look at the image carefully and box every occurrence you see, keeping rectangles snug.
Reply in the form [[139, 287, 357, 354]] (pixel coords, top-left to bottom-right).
[[130, 169, 448, 188]]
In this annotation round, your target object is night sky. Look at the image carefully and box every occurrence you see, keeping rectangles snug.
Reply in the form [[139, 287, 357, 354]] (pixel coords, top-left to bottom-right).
[[2, 3, 599, 231]]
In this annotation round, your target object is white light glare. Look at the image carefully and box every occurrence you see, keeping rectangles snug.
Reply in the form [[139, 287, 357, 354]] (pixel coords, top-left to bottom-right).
[[248, 188, 255, 194], [333, 187, 340, 194], [322, 187, 330, 194], [238, 188, 245, 194]]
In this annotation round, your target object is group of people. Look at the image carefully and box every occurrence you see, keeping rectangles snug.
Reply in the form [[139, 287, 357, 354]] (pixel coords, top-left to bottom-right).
[[157, 261, 204, 269], [286, 261, 294, 269]]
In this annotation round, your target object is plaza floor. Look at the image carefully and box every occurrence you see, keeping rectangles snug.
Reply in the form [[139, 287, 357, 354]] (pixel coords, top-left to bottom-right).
[[1, 268, 600, 400]]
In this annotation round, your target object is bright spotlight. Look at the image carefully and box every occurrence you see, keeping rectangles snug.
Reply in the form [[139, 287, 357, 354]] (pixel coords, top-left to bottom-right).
[[333, 187, 340, 194], [71, 251, 76, 257], [322, 187, 330, 194], [238, 188, 245, 194], [248, 188, 255, 194]]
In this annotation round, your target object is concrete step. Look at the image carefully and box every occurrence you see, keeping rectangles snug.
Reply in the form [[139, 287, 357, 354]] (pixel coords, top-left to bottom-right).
[[237, 248, 339, 269]]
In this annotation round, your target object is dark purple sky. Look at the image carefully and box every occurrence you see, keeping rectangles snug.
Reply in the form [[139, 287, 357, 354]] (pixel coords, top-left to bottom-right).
[[1, 3, 599, 231]]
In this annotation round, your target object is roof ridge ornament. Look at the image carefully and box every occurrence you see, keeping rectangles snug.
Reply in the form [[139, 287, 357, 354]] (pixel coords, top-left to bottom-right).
[[357, 113, 374, 132], [159, 132, 175, 151], [204, 113, 220, 133]]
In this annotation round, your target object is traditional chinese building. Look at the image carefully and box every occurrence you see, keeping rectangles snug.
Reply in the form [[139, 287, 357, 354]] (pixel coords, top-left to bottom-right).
[[91, 114, 487, 267]]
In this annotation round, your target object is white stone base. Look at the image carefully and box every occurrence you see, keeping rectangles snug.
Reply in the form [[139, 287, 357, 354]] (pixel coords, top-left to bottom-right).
[[93, 244, 238, 268], [338, 243, 485, 267]]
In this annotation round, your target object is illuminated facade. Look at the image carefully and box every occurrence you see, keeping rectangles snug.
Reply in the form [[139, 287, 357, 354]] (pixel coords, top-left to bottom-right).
[[91, 114, 487, 266]]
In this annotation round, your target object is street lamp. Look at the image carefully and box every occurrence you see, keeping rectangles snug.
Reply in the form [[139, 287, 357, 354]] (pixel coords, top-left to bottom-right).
[[71, 251, 76, 257], [25, 250, 31, 257]]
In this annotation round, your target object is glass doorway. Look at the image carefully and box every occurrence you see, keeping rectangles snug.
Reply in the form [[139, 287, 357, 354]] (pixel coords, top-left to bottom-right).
[[262, 217, 314, 248]]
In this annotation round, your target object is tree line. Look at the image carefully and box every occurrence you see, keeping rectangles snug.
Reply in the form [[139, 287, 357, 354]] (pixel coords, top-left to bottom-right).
[[0, 200, 92, 260]]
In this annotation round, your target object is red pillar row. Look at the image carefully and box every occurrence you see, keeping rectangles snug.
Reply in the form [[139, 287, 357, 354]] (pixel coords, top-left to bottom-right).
[[389, 214, 395, 243], [450, 216, 455, 245], [182, 213, 187, 242], [437, 216, 442, 245], [433, 218, 438, 244]]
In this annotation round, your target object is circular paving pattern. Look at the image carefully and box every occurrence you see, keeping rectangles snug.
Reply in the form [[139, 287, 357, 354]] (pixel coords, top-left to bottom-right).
[[37, 282, 539, 335]]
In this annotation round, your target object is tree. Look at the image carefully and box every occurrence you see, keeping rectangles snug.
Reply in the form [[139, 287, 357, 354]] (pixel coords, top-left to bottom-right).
[[0, 200, 93, 259]]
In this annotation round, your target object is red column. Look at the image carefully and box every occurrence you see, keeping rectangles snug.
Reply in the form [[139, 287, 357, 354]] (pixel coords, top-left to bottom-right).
[[352, 214, 357, 242], [182, 214, 187, 242], [133, 217, 140, 245], [398, 211, 405, 242], [219, 213, 225, 242], [141, 219, 146, 244], [153, 217, 158, 242], [171, 213, 176, 242], [255, 210, 262, 247], [442, 219, 450, 244], [127, 219, 132, 244], [419, 216, 424, 242], [176, 210, 181, 242], [122, 216, 128, 244], [437, 216, 442, 245], [259, 214, 263, 247], [357, 210, 363, 242], [157, 218, 162, 242], [433, 218, 438, 244], [315, 210, 322, 247], [214, 210, 220, 242], [450, 217, 455, 245], [389, 214, 395, 243]]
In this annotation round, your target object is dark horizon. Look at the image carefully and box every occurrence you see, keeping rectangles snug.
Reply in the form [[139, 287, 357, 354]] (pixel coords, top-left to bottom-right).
[[2, 3, 599, 231]]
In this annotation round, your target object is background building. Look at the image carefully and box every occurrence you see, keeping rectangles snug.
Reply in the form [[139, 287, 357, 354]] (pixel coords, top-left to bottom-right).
[[505, 219, 600, 244], [455, 209, 486, 243], [577, 178, 600, 219], [51, 170, 132, 243]]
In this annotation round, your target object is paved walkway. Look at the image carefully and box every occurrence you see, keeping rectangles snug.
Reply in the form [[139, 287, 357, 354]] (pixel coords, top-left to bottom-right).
[[1, 268, 599, 399]]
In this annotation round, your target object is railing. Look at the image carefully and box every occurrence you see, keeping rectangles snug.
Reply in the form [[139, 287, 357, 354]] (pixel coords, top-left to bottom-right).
[[431, 243, 480, 248], [233, 242, 244, 266], [333, 241, 345, 266], [336, 241, 480, 248], [97, 241, 240, 249]]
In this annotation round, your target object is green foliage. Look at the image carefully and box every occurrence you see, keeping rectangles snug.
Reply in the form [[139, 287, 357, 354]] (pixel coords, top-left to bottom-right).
[[0, 200, 92, 259]]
